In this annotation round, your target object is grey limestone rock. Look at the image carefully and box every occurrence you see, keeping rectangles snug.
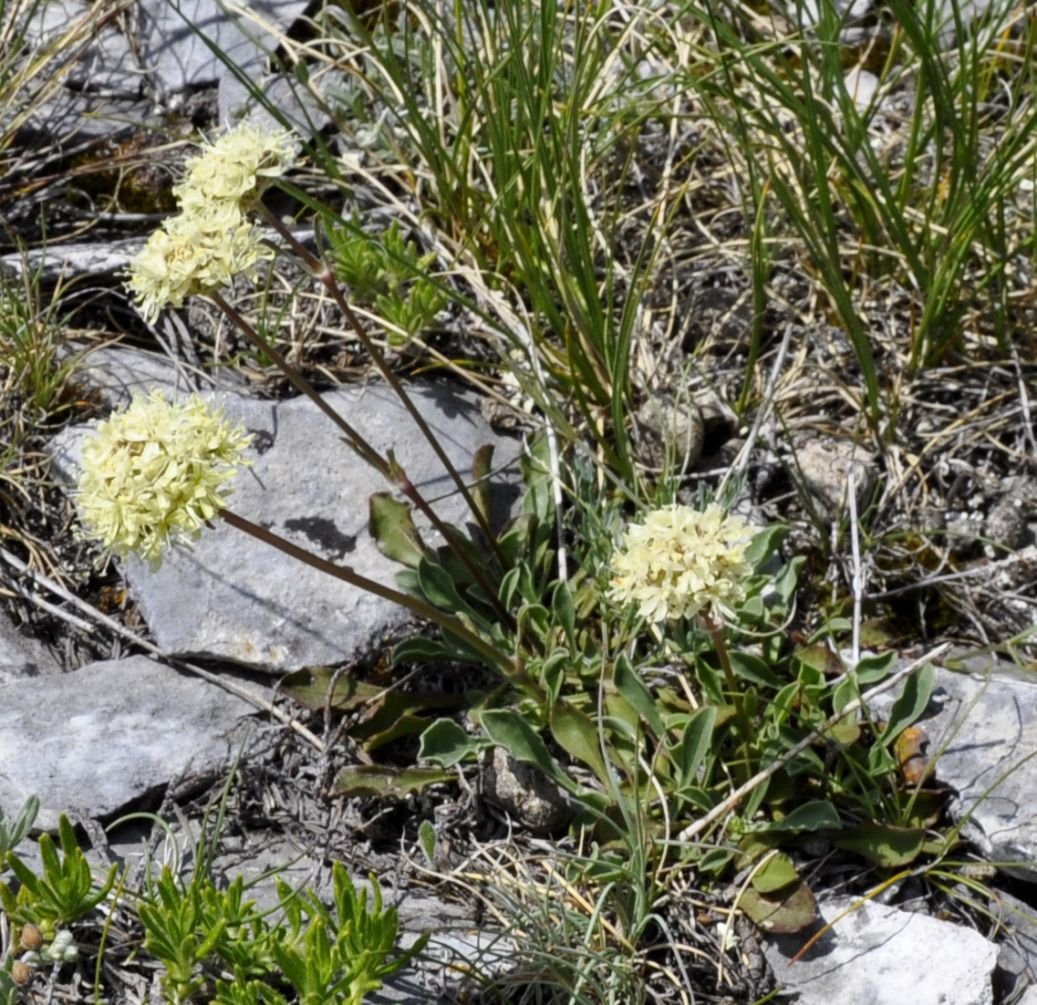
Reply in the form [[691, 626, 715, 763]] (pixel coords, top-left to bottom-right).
[[874, 655, 1037, 883], [765, 894, 998, 1005], [926, 658, 1037, 882], [51, 378, 521, 673], [0, 654, 256, 829], [9, 0, 154, 144], [136, 0, 310, 99], [634, 393, 704, 473], [70, 343, 246, 406], [23, 0, 143, 98], [219, 69, 340, 134], [992, 889, 1037, 1001], [0, 611, 60, 685]]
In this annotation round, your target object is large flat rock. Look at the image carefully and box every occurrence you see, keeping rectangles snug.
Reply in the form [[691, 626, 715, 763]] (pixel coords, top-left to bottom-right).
[[52, 378, 520, 673], [765, 895, 998, 1005], [0, 655, 256, 829]]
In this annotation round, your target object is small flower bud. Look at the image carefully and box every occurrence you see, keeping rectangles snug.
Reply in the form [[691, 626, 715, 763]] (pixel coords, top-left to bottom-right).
[[19, 923, 43, 951], [11, 960, 33, 986], [50, 930, 77, 962], [51, 930, 73, 952]]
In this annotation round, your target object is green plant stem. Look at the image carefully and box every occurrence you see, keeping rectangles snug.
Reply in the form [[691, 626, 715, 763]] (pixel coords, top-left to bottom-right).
[[258, 208, 504, 564], [208, 289, 513, 629], [219, 508, 543, 701], [208, 290, 388, 475], [703, 614, 754, 779]]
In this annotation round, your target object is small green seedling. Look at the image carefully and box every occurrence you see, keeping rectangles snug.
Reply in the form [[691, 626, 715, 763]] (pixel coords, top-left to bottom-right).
[[271, 863, 425, 1005], [137, 865, 231, 1003], [0, 795, 38, 871], [0, 814, 116, 929], [137, 859, 422, 1005], [328, 219, 446, 344]]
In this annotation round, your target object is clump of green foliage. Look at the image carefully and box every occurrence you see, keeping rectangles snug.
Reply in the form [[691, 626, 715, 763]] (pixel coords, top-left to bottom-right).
[[140, 862, 418, 1005], [0, 796, 419, 1003]]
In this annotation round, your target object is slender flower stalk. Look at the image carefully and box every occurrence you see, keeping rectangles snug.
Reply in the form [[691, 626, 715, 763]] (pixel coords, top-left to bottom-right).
[[219, 509, 541, 696], [702, 613, 754, 773], [258, 207, 504, 564], [207, 290, 513, 627]]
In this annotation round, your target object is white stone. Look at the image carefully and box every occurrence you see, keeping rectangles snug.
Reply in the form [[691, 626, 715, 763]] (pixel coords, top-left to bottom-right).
[[0, 655, 256, 829], [843, 66, 879, 111], [792, 434, 877, 520], [765, 895, 998, 1005]]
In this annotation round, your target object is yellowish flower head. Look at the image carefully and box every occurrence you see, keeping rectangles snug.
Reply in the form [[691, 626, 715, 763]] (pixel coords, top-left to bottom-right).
[[174, 123, 298, 214], [126, 203, 271, 323], [610, 504, 753, 623], [75, 391, 252, 566]]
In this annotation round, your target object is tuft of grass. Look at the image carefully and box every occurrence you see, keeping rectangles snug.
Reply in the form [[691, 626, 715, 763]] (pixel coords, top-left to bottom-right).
[[253, 0, 712, 488], [685, 0, 1037, 427], [0, 265, 84, 546]]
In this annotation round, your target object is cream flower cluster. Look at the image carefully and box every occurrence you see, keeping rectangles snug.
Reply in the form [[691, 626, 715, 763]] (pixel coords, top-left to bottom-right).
[[126, 203, 270, 323], [610, 504, 753, 623], [126, 124, 298, 323], [75, 391, 252, 566], [174, 124, 299, 214]]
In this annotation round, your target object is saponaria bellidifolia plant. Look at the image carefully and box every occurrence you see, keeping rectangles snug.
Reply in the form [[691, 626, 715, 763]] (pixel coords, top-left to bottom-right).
[[74, 123, 940, 910], [77, 121, 785, 805]]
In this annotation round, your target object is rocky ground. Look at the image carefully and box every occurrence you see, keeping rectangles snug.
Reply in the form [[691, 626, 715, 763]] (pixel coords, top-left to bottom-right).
[[3, 1, 1037, 1003]]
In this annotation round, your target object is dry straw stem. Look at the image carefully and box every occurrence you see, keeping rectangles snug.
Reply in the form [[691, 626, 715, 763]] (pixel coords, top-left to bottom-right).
[[415, 840, 717, 1003], [0, 546, 326, 753], [0, 0, 133, 140], [676, 641, 951, 843]]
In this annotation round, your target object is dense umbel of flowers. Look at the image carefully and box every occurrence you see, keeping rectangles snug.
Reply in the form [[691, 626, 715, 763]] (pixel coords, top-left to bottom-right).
[[75, 392, 252, 565], [610, 504, 753, 623], [173, 123, 298, 214], [126, 203, 272, 323], [126, 123, 297, 322]]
